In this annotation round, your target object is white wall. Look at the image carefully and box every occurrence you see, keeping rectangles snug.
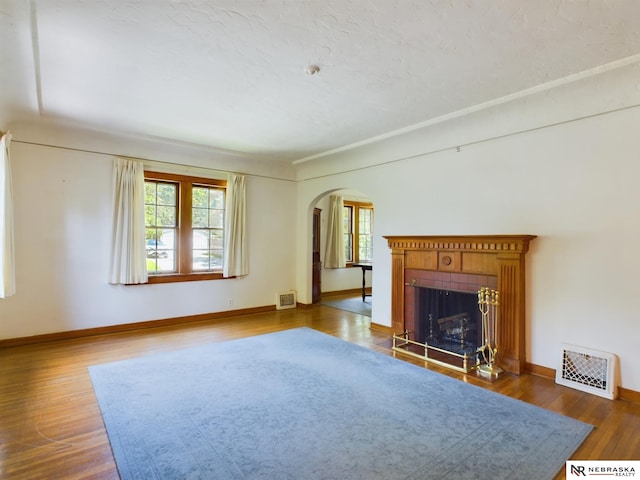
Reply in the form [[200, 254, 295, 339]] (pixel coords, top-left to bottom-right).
[[0, 135, 297, 340], [295, 63, 640, 392]]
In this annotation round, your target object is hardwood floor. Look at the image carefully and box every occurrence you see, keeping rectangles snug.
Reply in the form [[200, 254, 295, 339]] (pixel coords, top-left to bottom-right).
[[1, 296, 638, 479]]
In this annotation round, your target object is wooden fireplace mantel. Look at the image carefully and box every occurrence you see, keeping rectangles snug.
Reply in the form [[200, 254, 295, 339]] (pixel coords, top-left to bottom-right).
[[384, 235, 536, 374]]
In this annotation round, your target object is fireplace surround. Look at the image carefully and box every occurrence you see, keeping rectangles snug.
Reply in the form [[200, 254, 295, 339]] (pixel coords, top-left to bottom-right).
[[385, 235, 536, 374]]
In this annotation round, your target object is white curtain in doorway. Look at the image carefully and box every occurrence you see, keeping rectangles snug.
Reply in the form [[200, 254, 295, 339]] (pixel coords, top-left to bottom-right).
[[0, 132, 16, 298], [324, 195, 345, 268], [109, 157, 148, 285], [223, 174, 248, 277]]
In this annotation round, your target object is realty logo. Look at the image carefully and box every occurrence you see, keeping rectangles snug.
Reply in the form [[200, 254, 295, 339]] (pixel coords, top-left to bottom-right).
[[567, 460, 639, 477], [570, 464, 586, 476]]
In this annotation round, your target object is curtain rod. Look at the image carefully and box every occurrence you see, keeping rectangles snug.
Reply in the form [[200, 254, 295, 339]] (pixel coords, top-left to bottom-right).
[[10, 138, 295, 182]]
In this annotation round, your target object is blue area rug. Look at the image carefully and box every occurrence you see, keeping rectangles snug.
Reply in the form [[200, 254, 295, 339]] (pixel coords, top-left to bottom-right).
[[89, 328, 592, 480], [320, 295, 371, 316]]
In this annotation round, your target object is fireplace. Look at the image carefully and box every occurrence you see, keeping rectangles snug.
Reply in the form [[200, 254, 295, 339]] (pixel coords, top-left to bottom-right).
[[385, 235, 535, 374]]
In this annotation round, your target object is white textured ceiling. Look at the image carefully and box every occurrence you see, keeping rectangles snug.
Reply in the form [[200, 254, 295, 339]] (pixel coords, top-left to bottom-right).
[[2, 0, 640, 164]]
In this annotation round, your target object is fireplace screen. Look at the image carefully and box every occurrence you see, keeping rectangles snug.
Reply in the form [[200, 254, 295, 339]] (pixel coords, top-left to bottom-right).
[[393, 286, 482, 373], [418, 288, 481, 357]]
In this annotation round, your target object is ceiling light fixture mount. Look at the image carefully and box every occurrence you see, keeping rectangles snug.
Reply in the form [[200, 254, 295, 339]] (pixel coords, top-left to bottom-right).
[[305, 65, 320, 76]]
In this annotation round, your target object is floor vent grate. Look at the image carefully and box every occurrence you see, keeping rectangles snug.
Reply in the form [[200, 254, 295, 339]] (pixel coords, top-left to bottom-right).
[[556, 343, 617, 400], [276, 291, 297, 310]]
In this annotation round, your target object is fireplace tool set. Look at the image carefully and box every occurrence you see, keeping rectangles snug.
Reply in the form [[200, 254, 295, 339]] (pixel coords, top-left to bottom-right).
[[477, 287, 502, 377]]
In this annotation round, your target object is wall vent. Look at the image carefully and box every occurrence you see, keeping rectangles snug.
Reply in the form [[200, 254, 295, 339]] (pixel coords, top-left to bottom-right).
[[556, 343, 617, 400], [276, 291, 297, 310]]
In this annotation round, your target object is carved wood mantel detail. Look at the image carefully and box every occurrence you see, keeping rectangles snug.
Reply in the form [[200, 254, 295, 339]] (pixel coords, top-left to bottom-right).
[[384, 235, 536, 375]]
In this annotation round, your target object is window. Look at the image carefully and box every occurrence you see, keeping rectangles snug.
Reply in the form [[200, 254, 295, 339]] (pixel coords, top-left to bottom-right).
[[191, 186, 225, 271], [144, 171, 226, 283], [343, 201, 373, 264]]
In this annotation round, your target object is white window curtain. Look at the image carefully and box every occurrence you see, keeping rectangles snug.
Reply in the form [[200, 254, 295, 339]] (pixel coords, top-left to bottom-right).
[[0, 131, 16, 298], [109, 157, 148, 285], [223, 174, 248, 277], [324, 195, 345, 269]]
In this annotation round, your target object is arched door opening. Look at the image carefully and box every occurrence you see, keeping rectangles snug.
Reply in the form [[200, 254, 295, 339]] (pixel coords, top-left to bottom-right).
[[310, 189, 374, 314]]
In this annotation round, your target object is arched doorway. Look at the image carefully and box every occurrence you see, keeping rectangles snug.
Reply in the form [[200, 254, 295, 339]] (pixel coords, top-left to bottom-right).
[[311, 189, 374, 307]]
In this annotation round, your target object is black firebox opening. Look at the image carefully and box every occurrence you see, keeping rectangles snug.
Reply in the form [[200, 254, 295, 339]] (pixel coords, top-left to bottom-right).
[[416, 287, 481, 356]]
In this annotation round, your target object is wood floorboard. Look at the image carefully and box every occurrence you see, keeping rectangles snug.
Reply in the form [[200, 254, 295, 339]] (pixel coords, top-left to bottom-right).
[[1, 296, 638, 479]]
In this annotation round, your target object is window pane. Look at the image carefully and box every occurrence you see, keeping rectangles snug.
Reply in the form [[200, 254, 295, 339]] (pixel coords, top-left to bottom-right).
[[343, 206, 353, 262], [209, 190, 224, 209], [145, 180, 178, 275], [211, 229, 223, 248], [145, 228, 177, 273], [192, 229, 212, 270], [147, 251, 176, 274], [159, 228, 176, 251], [192, 186, 224, 272], [359, 234, 372, 261], [192, 208, 208, 228], [145, 205, 156, 224], [192, 228, 224, 271], [210, 250, 223, 268], [156, 206, 176, 227], [358, 207, 373, 261], [344, 234, 353, 262], [192, 186, 208, 208], [192, 227, 209, 271], [209, 229, 223, 269], [343, 206, 352, 233], [192, 229, 209, 249], [144, 182, 156, 204], [157, 183, 176, 205], [359, 208, 373, 234], [209, 210, 223, 229]]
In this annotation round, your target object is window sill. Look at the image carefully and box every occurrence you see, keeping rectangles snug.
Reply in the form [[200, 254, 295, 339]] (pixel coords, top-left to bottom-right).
[[146, 272, 227, 284]]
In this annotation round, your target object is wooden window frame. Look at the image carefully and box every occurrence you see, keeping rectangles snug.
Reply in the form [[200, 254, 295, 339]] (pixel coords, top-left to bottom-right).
[[343, 201, 373, 266], [145, 171, 227, 284]]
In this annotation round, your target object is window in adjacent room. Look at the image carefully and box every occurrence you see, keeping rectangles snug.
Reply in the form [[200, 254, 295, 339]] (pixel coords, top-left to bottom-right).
[[343, 201, 373, 264], [144, 171, 226, 283]]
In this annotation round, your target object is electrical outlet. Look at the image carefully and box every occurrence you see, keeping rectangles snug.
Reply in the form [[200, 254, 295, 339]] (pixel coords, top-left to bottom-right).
[[227, 298, 233, 307]]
